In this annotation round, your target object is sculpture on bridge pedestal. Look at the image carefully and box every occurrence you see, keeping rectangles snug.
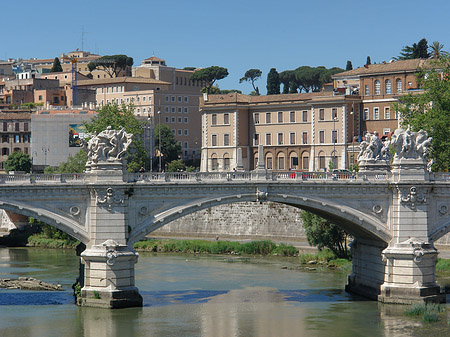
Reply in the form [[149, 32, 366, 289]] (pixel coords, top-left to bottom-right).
[[86, 126, 133, 165], [357, 131, 391, 172], [390, 127, 432, 161]]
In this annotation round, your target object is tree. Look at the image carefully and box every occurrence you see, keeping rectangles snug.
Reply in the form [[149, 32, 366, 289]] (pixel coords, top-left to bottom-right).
[[346, 61, 353, 71], [394, 56, 450, 171], [84, 103, 147, 172], [279, 70, 294, 94], [154, 123, 181, 169], [50, 57, 63, 73], [5, 151, 31, 173], [366, 56, 371, 65], [266, 68, 280, 95], [190, 66, 228, 94], [239, 69, 262, 95], [429, 41, 449, 59], [300, 211, 350, 258], [88, 55, 133, 78], [44, 150, 88, 174], [396, 38, 430, 60], [167, 159, 185, 172]]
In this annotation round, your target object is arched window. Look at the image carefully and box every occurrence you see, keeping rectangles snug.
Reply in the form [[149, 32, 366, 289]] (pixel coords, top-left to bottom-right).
[[374, 80, 381, 95], [385, 79, 391, 94], [289, 151, 298, 170], [396, 79, 403, 93], [318, 151, 326, 170], [265, 153, 273, 170], [210, 154, 218, 171], [301, 151, 309, 170], [223, 153, 230, 171], [277, 154, 285, 170]]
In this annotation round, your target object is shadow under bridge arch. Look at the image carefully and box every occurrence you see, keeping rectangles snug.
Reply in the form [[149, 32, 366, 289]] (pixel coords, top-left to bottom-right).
[[269, 194, 391, 243], [0, 199, 89, 244], [128, 192, 391, 245]]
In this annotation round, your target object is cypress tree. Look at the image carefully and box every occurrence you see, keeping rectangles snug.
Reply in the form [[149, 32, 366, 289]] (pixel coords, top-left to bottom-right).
[[366, 56, 371, 65], [346, 61, 353, 71], [50, 57, 63, 73], [266, 68, 280, 95]]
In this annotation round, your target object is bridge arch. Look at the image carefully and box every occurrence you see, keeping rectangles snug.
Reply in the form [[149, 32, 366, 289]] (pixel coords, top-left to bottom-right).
[[429, 218, 450, 242], [0, 200, 88, 243], [129, 193, 391, 246]]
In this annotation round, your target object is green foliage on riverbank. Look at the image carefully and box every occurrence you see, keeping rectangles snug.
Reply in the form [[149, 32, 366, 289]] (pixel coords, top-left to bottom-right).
[[27, 233, 79, 249], [436, 258, 450, 271], [133, 239, 298, 256], [297, 249, 352, 271], [405, 302, 445, 322]]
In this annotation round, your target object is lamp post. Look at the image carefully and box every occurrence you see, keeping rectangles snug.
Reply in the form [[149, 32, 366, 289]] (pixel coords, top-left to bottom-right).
[[147, 113, 153, 172], [350, 107, 355, 170], [333, 116, 338, 169], [158, 109, 162, 172]]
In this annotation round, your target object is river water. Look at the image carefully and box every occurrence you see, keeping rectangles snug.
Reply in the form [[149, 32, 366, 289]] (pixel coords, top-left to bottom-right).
[[0, 247, 449, 337]]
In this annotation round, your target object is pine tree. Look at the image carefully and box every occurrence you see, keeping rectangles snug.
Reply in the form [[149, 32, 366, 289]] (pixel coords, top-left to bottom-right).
[[266, 68, 280, 95]]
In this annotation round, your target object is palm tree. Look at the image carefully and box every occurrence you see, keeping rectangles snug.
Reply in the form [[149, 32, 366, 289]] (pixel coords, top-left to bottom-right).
[[429, 41, 449, 59]]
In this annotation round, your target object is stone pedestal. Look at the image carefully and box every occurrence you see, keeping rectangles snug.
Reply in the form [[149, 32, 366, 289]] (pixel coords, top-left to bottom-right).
[[378, 239, 444, 304], [86, 161, 126, 183], [392, 158, 427, 182], [358, 159, 390, 173], [79, 240, 143, 309]]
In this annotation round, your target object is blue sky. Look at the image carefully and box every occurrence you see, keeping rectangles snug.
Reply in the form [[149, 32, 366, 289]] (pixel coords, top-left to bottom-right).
[[3, 0, 450, 94]]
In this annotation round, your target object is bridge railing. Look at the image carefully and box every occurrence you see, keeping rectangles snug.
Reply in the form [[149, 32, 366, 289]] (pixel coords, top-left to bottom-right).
[[429, 172, 450, 182]]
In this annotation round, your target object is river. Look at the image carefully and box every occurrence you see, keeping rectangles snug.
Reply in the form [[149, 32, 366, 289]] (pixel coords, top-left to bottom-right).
[[0, 247, 449, 337]]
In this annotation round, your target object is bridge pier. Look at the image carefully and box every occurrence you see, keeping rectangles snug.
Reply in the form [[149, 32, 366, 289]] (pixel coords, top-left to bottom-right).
[[80, 240, 142, 308]]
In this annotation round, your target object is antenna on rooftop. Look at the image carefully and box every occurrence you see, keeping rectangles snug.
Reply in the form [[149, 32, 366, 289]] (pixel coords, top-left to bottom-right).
[[81, 27, 88, 51]]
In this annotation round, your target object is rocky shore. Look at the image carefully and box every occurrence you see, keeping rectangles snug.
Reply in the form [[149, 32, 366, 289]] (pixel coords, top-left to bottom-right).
[[0, 277, 63, 291]]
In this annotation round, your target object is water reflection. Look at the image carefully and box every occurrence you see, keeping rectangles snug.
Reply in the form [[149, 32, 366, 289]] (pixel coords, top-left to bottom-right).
[[1, 248, 449, 337]]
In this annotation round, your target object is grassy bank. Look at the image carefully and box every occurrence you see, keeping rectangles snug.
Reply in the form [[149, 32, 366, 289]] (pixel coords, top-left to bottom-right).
[[297, 249, 352, 271], [133, 239, 298, 256], [27, 233, 79, 249]]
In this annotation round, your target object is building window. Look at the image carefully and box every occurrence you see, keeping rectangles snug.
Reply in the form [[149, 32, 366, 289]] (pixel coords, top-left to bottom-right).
[[211, 157, 218, 170], [165, 96, 169, 102], [2, 148, 8, 156], [396, 79, 403, 93], [184, 107, 188, 113], [177, 129, 182, 135], [211, 134, 217, 146], [184, 141, 188, 148], [383, 128, 391, 135], [254, 133, 259, 146], [212, 114, 217, 125], [184, 117, 188, 123], [178, 96, 182, 102], [302, 156, 309, 170], [278, 156, 285, 170], [302, 110, 308, 122], [14, 135, 20, 143], [184, 97, 188, 102], [375, 80, 381, 95], [319, 130, 325, 143], [184, 129, 188, 136], [302, 132, 308, 144], [254, 113, 259, 124], [15, 123, 19, 131], [224, 157, 230, 170], [177, 107, 182, 113], [332, 108, 337, 119], [224, 134, 230, 146], [319, 109, 324, 121], [266, 133, 272, 146], [3, 122, 6, 132], [374, 107, 380, 120], [363, 108, 369, 121], [365, 84, 369, 95], [266, 112, 271, 124], [277, 132, 283, 145], [171, 96, 175, 102], [289, 132, 296, 145], [178, 117, 182, 123], [319, 156, 326, 170], [266, 157, 273, 170], [385, 79, 391, 94], [171, 107, 176, 113], [384, 107, 390, 119], [290, 111, 296, 122], [1, 135, 8, 143], [38, 95, 43, 101], [332, 130, 337, 143], [224, 113, 230, 125], [278, 111, 283, 123], [165, 117, 170, 123], [171, 116, 176, 123]]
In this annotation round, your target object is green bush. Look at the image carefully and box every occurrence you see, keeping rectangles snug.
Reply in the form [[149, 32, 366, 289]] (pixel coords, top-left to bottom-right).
[[436, 258, 450, 271]]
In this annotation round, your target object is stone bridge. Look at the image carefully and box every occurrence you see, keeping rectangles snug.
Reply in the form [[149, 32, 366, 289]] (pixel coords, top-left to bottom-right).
[[1, 127, 447, 308]]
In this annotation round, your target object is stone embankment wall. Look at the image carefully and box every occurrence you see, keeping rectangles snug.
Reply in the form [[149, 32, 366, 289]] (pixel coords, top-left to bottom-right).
[[154, 201, 450, 246], [154, 202, 306, 240]]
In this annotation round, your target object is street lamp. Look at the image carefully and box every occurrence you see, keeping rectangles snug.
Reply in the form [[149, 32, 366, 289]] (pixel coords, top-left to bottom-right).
[[333, 116, 338, 169], [147, 113, 153, 172], [158, 110, 161, 172], [350, 106, 355, 169]]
